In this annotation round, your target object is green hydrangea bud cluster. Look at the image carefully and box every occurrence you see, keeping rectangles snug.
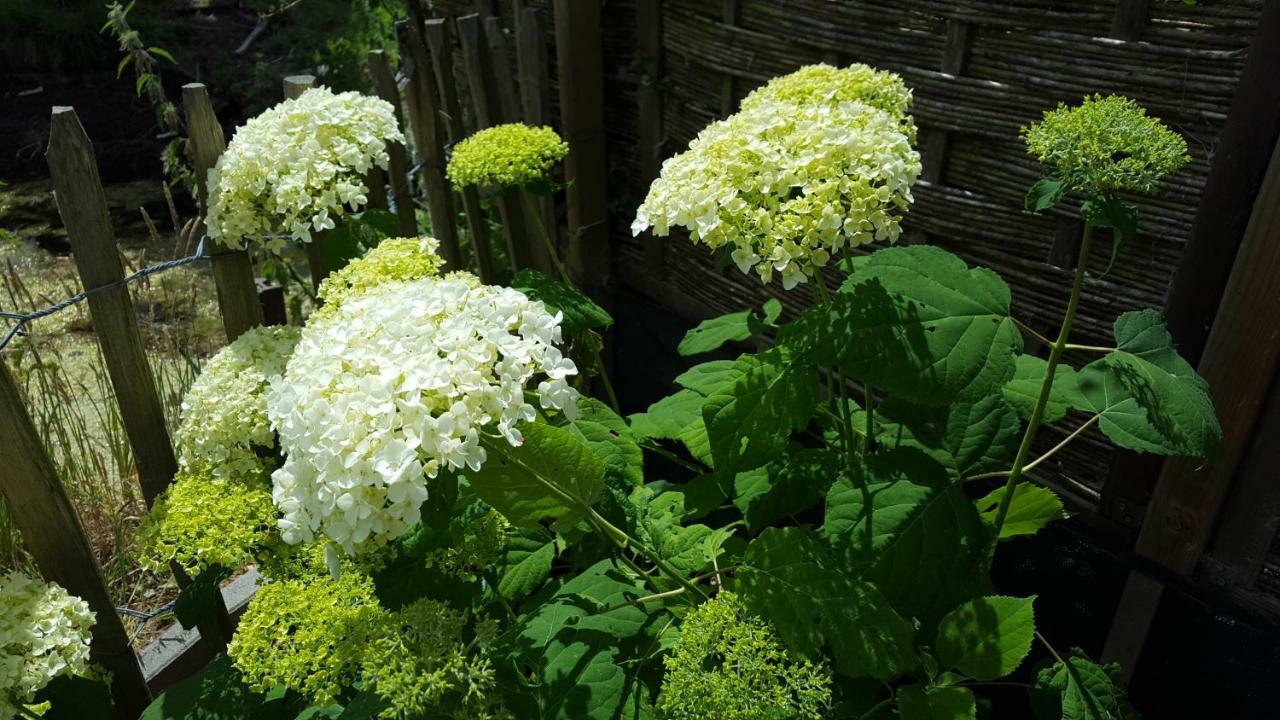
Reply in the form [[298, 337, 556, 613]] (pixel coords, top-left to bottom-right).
[[315, 236, 446, 317], [137, 467, 277, 576], [446, 123, 569, 189], [657, 592, 832, 720], [1021, 94, 1189, 196], [424, 507, 511, 577], [175, 325, 301, 482], [740, 62, 915, 139]]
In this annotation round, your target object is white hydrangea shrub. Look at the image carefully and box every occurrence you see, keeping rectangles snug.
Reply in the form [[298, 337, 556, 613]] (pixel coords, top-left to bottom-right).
[[0, 571, 94, 718], [206, 87, 405, 251], [267, 273, 581, 553], [175, 325, 302, 482]]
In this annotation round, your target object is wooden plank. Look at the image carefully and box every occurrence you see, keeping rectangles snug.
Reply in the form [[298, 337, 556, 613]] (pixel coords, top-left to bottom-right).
[[1111, 0, 1152, 42], [553, 0, 612, 302], [282, 75, 329, 290], [396, 19, 463, 270], [484, 16, 522, 126], [368, 49, 419, 237], [941, 18, 973, 75], [457, 12, 534, 272], [1103, 128, 1280, 681], [636, 0, 666, 278], [46, 107, 179, 507], [0, 362, 152, 719], [514, 6, 556, 275], [718, 0, 740, 116], [181, 83, 264, 342], [423, 16, 497, 282]]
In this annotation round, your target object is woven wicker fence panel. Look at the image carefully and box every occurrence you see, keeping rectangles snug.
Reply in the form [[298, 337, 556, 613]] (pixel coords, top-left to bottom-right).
[[608, 0, 1264, 505]]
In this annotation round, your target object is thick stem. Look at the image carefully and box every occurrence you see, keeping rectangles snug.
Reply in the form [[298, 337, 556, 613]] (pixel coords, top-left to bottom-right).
[[991, 224, 1094, 537], [520, 187, 572, 285], [963, 414, 1100, 483]]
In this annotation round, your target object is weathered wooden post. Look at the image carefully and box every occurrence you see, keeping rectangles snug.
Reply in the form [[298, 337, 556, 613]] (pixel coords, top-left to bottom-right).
[[47, 106, 235, 654], [182, 83, 266, 341], [0, 362, 151, 720], [368, 49, 419, 237], [282, 75, 329, 290], [396, 18, 463, 270], [423, 17, 497, 282], [514, 6, 556, 274]]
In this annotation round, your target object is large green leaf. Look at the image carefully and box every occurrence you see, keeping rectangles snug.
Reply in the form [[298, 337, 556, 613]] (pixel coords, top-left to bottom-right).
[[35, 674, 115, 720], [516, 560, 652, 654], [628, 389, 703, 442], [733, 447, 840, 531], [173, 565, 231, 632], [735, 527, 917, 680], [875, 395, 1020, 478], [677, 299, 782, 356], [977, 484, 1066, 540], [823, 447, 990, 627], [1078, 310, 1221, 460], [627, 487, 731, 581], [1030, 650, 1138, 720], [559, 398, 644, 490], [1003, 354, 1089, 424], [512, 268, 613, 336], [496, 530, 558, 601], [782, 245, 1022, 406], [471, 423, 605, 528], [139, 654, 301, 720], [538, 632, 628, 720], [897, 685, 977, 720], [701, 348, 818, 478], [935, 595, 1036, 680]]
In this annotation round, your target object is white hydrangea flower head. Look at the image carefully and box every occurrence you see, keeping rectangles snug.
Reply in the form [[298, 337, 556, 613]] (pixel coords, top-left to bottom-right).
[[206, 87, 405, 251], [633, 66, 921, 290], [268, 273, 581, 553], [176, 325, 302, 482], [0, 571, 94, 718]]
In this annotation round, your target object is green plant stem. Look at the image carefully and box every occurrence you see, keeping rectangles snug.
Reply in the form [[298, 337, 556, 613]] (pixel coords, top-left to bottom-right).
[[991, 224, 1094, 537], [1064, 343, 1114, 353], [1012, 317, 1054, 347], [856, 697, 894, 720], [639, 439, 708, 473], [963, 414, 1100, 483]]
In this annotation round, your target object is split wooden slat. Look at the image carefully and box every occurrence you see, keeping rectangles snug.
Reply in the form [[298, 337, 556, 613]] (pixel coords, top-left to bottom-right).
[[636, 0, 666, 278], [484, 16, 522, 127], [514, 6, 556, 275], [552, 0, 612, 303], [368, 49, 419, 237], [0, 363, 152, 720], [181, 83, 265, 341], [282, 74, 329, 290], [396, 18, 463, 270], [423, 16, 497, 282]]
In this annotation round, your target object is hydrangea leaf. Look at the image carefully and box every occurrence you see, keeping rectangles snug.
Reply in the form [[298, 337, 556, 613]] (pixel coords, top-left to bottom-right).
[[1003, 354, 1090, 424], [977, 484, 1067, 540], [677, 299, 784, 356], [782, 245, 1022, 406], [1078, 310, 1222, 460], [733, 447, 841, 531], [1030, 650, 1138, 720], [1082, 195, 1139, 273], [701, 348, 819, 478], [472, 422, 605, 529], [935, 595, 1036, 680], [538, 633, 628, 720], [1025, 178, 1066, 213], [874, 395, 1020, 478], [516, 560, 652, 652], [496, 530, 558, 601], [735, 527, 918, 680], [559, 397, 644, 490], [139, 654, 303, 720], [822, 447, 991, 627], [322, 209, 398, 273], [674, 359, 742, 395], [897, 685, 977, 720], [173, 566, 232, 632], [628, 389, 704, 442], [628, 488, 732, 580], [512, 268, 613, 335], [36, 675, 115, 720]]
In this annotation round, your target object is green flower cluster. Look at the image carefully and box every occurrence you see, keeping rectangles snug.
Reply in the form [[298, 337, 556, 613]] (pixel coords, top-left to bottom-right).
[[657, 592, 832, 720], [138, 468, 277, 576], [446, 123, 568, 189], [740, 62, 915, 137], [315, 236, 446, 316], [1022, 94, 1189, 195], [424, 507, 511, 577]]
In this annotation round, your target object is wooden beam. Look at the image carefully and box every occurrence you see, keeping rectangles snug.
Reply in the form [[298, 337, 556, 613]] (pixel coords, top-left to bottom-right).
[[484, 16, 522, 126], [515, 6, 556, 275], [282, 75, 329, 290], [181, 83, 264, 342], [423, 16, 497, 282], [553, 0, 612, 302], [0, 362, 151, 719], [368, 49, 419, 237], [636, 0, 666, 278]]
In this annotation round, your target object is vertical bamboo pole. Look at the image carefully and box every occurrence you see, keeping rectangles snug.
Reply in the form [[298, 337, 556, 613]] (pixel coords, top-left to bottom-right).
[[182, 83, 266, 341], [0, 363, 151, 720], [46, 106, 234, 652], [515, 6, 556, 275], [368, 49, 419, 237], [457, 12, 535, 272], [423, 17, 497, 282], [396, 18, 463, 269], [282, 75, 328, 290]]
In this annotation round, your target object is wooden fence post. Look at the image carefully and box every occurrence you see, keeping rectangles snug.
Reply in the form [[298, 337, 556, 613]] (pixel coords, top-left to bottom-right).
[[0, 362, 151, 720], [514, 7, 556, 275], [552, 0, 611, 304], [182, 83, 266, 341], [46, 106, 234, 653], [368, 49, 419, 237], [457, 12, 535, 273], [422, 17, 497, 282], [484, 16, 522, 125], [635, 0, 666, 278], [282, 75, 329, 291], [397, 19, 463, 270]]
